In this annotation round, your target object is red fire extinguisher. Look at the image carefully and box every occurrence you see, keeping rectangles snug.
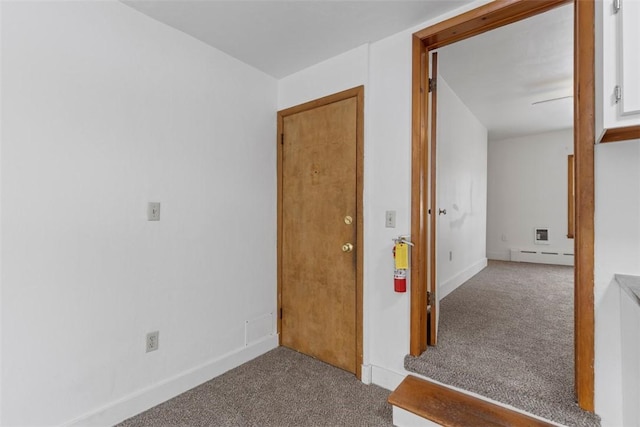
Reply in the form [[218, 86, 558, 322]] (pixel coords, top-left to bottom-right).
[[393, 239, 410, 293], [394, 266, 407, 292]]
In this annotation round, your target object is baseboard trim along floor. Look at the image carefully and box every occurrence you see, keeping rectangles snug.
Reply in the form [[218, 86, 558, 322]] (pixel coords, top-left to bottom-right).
[[64, 335, 279, 427]]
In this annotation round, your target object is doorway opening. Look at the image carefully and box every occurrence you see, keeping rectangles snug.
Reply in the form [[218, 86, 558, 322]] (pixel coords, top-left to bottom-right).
[[409, 0, 594, 414]]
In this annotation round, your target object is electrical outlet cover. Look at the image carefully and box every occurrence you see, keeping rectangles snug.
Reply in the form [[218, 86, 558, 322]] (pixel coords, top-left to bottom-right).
[[146, 331, 159, 352]]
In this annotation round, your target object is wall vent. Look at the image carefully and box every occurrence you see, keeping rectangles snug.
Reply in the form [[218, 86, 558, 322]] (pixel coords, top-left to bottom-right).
[[534, 227, 550, 245]]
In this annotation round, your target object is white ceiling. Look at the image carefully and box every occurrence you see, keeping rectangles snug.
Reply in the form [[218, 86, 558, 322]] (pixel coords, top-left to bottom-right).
[[121, 0, 475, 79], [437, 3, 574, 140], [122, 1, 573, 140]]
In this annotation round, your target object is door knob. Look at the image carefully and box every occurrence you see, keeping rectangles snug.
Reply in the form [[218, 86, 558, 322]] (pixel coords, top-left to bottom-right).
[[342, 243, 354, 253]]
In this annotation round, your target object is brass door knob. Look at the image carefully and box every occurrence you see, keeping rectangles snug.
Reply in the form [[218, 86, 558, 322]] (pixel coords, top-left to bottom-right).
[[342, 243, 354, 253]]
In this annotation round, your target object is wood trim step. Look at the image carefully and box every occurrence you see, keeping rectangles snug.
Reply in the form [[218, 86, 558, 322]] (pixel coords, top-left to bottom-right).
[[388, 376, 556, 427]]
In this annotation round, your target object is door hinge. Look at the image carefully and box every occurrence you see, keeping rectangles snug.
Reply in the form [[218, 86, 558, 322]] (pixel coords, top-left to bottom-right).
[[427, 291, 432, 306], [428, 78, 437, 93], [613, 0, 621, 14], [280, 133, 284, 145], [279, 308, 283, 319], [614, 85, 622, 104], [428, 208, 432, 215]]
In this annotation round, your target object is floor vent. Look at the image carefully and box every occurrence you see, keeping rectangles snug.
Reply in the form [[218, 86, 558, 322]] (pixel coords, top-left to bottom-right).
[[510, 248, 574, 266]]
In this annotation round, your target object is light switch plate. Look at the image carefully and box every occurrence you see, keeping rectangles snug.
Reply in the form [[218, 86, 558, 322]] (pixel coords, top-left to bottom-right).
[[385, 210, 396, 228], [147, 202, 161, 221]]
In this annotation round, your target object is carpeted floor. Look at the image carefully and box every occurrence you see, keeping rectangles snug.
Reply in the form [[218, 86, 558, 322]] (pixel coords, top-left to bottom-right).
[[405, 260, 600, 427], [117, 346, 392, 427]]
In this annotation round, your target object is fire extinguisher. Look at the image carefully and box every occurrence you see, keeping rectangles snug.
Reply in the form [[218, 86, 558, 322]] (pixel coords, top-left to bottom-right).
[[393, 237, 411, 293], [393, 265, 407, 292]]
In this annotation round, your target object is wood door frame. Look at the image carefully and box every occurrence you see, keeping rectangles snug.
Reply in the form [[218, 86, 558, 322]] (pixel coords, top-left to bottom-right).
[[277, 86, 365, 379], [409, 0, 595, 411]]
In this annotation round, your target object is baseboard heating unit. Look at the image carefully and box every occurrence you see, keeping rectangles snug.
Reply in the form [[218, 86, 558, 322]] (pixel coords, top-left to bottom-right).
[[510, 248, 574, 266]]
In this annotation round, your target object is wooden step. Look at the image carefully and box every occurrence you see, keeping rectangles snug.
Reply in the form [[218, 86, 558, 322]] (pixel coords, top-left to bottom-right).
[[388, 375, 557, 427]]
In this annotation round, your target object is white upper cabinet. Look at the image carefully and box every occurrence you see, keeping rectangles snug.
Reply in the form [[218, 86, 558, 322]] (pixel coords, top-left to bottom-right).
[[620, 0, 640, 115], [596, 0, 640, 142]]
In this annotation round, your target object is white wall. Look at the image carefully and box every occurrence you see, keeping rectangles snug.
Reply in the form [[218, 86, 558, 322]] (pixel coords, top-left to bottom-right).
[[2, 0, 630, 425], [1, 2, 277, 425], [594, 139, 640, 426], [366, 29, 414, 385], [436, 76, 488, 299], [619, 276, 640, 427], [277, 44, 369, 111], [486, 129, 574, 260]]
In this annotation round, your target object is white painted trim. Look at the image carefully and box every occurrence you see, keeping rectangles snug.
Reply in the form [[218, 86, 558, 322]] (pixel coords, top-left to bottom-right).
[[438, 258, 487, 300], [361, 364, 373, 385], [371, 365, 406, 391], [63, 335, 279, 427], [509, 248, 574, 266], [393, 406, 442, 427], [486, 250, 509, 261]]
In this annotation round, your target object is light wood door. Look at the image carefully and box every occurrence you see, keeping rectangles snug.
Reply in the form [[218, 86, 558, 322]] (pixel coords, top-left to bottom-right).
[[281, 97, 357, 374]]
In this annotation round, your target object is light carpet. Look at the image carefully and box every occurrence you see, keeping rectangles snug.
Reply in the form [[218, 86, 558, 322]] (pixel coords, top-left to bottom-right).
[[118, 346, 392, 427], [405, 260, 600, 427]]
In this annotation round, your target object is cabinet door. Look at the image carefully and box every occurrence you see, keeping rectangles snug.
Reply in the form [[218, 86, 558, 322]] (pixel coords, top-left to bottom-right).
[[596, 0, 640, 141], [620, 0, 640, 115]]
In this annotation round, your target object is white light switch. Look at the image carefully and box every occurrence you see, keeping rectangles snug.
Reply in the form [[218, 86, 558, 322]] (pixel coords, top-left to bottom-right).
[[385, 210, 396, 228], [147, 202, 161, 221]]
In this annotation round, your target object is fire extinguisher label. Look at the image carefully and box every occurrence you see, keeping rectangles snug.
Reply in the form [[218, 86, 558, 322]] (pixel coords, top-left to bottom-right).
[[393, 269, 407, 279], [394, 269, 407, 293]]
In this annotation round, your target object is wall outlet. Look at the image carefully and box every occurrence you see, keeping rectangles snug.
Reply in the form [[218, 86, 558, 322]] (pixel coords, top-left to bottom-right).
[[147, 202, 161, 221], [146, 331, 159, 352]]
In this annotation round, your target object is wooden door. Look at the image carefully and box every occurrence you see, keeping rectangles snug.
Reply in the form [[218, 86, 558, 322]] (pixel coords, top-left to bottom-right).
[[279, 92, 360, 374]]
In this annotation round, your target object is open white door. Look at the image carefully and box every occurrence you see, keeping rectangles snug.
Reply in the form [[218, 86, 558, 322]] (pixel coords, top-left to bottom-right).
[[427, 51, 439, 346]]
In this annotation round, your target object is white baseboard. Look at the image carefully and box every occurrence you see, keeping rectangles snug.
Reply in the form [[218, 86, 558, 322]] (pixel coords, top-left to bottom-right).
[[361, 364, 373, 385], [487, 250, 510, 261], [509, 248, 574, 266], [371, 365, 406, 391], [439, 258, 488, 300], [64, 335, 279, 427]]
